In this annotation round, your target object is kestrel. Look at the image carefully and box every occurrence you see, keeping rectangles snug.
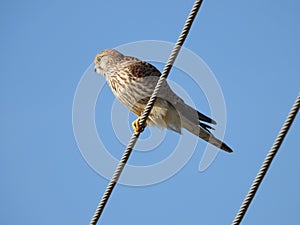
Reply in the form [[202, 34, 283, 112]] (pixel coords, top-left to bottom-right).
[[94, 49, 233, 153]]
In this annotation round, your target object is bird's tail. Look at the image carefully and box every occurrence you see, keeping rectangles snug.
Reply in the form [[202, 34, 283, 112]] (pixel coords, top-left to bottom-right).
[[176, 103, 233, 153]]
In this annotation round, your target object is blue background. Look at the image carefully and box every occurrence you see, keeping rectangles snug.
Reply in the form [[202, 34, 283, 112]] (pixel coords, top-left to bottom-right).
[[1, 0, 299, 224]]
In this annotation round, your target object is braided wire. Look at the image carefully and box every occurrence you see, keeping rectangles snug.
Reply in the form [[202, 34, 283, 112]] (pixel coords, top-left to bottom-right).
[[89, 1, 204, 224], [231, 93, 300, 225]]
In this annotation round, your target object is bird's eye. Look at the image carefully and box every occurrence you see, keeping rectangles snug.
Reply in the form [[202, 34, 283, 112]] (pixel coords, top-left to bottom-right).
[[97, 56, 102, 62]]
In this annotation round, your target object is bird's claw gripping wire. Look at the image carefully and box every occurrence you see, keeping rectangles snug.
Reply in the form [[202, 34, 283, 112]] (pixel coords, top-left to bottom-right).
[[132, 117, 145, 135]]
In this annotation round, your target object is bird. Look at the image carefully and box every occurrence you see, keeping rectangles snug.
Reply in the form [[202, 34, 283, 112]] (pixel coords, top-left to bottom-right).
[[94, 49, 233, 153]]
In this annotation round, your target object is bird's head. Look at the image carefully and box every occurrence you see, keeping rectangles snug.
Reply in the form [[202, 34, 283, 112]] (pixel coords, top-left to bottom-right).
[[94, 49, 124, 76]]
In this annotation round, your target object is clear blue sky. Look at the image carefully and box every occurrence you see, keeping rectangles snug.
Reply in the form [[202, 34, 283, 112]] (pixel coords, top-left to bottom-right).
[[1, 0, 299, 224]]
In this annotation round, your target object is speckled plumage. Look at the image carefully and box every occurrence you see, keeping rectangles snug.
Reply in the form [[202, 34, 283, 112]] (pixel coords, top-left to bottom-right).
[[94, 49, 232, 153]]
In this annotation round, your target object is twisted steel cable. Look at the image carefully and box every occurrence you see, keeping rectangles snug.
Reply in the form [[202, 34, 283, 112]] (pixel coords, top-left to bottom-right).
[[231, 93, 300, 225], [89, 1, 204, 224]]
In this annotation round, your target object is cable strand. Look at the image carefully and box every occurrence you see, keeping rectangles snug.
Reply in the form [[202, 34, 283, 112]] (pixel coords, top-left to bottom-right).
[[231, 93, 300, 225]]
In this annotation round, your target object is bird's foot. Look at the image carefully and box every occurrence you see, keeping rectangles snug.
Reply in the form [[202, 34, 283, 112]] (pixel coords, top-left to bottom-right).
[[132, 117, 145, 135]]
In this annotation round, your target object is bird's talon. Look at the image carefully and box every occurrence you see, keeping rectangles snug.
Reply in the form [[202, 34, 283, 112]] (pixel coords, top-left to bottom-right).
[[132, 118, 144, 134]]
